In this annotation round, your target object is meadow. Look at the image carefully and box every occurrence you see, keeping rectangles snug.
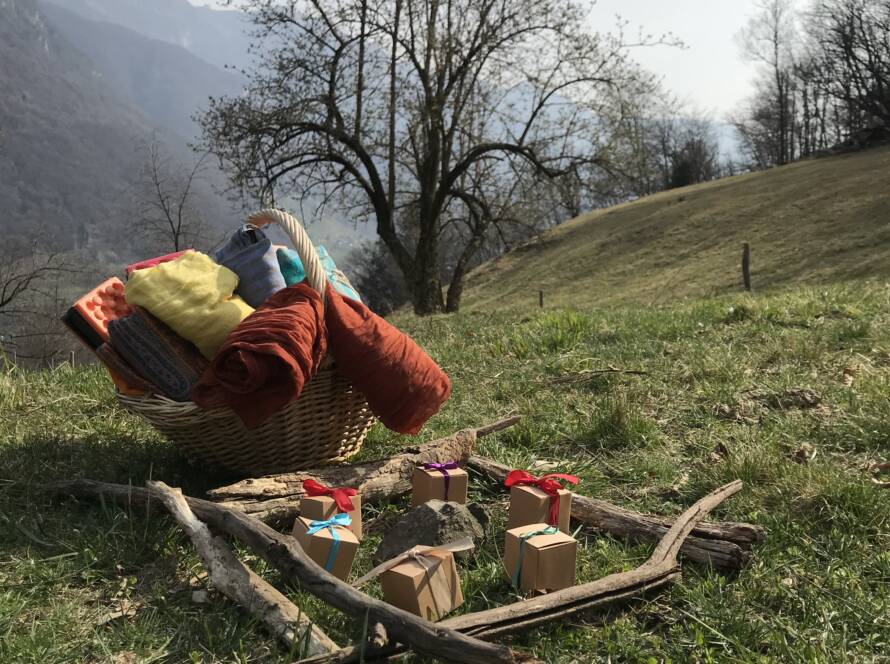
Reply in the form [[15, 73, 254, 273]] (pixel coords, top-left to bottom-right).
[[1, 282, 889, 662]]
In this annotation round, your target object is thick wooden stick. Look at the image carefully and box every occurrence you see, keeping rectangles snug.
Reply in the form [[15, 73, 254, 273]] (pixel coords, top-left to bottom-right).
[[208, 418, 520, 527], [298, 480, 747, 663], [45, 479, 539, 664], [444, 481, 744, 637], [148, 481, 338, 656], [468, 455, 763, 569]]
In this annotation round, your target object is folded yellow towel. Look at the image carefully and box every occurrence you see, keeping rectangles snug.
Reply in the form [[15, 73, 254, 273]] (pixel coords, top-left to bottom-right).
[[125, 251, 254, 359]]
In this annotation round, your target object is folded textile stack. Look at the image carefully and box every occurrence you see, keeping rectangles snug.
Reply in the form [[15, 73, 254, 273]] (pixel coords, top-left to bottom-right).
[[191, 282, 327, 427], [277, 245, 362, 301], [125, 251, 253, 359], [215, 225, 287, 308], [108, 307, 208, 402], [61, 210, 452, 474]]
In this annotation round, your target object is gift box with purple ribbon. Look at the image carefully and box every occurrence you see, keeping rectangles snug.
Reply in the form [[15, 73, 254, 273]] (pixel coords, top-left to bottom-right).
[[410, 461, 468, 506]]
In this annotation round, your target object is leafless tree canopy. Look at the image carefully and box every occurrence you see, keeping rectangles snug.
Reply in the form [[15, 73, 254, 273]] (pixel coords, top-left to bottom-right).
[[132, 139, 209, 253], [0, 244, 75, 364], [202, 0, 662, 313], [733, 0, 890, 170]]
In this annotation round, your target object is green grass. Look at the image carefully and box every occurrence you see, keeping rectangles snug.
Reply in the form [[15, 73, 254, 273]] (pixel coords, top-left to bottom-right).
[[3, 282, 890, 662], [462, 145, 890, 311]]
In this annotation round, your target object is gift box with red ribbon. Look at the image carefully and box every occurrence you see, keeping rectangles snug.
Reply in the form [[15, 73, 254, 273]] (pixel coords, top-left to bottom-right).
[[411, 461, 468, 506], [504, 469, 578, 533], [300, 479, 362, 539]]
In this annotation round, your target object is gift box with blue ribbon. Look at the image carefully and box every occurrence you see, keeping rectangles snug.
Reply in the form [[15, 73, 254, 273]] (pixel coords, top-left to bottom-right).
[[292, 513, 359, 581], [504, 523, 577, 593]]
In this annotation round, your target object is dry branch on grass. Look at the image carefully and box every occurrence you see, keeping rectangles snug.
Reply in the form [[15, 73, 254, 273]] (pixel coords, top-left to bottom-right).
[[207, 417, 519, 526], [148, 481, 338, 656], [468, 455, 763, 570], [46, 479, 536, 664], [297, 480, 746, 663], [48, 477, 742, 664], [43, 419, 757, 662]]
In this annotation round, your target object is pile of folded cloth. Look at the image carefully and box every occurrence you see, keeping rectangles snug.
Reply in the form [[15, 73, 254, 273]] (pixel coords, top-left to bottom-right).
[[62, 224, 451, 435]]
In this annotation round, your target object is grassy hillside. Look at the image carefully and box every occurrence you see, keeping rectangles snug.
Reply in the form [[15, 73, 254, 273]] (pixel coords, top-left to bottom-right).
[[463, 146, 890, 310], [2, 283, 889, 662]]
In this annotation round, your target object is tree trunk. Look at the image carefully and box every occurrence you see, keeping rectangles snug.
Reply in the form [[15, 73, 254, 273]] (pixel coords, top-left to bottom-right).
[[411, 212, 445, 315], [445, 239, 480, 313], [412, 273, 445, 314]]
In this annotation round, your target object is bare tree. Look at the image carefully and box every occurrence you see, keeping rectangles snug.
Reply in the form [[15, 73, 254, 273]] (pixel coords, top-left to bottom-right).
[[736, 0, 799, 167], [806, 0, 890, 134], [133, 139, 209, 253], [202, 0, 665, 314], [0, 244, 73, 364], [0, 246, 66, 316]]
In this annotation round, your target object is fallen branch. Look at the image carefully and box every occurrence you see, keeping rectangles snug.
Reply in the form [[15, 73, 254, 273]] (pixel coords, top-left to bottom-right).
[[298, 480, 747, 663], [468, 455, 763, 570], [550, 367, 649, 385], [208, 418, 520, 526], [444, 480, 743, 638], [45, 479, 538, 664], [148, 481, 338, 657]]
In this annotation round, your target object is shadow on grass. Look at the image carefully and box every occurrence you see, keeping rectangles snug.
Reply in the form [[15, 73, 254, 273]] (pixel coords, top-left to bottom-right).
[[0, 433, 241, 495]]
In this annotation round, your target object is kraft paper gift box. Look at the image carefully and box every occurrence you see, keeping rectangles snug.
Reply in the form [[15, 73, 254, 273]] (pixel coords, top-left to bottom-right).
[[300, 480, 362, 539], [504, 523, 577, 593], [379, 549, 464, 621], [411, 463, 468, 506], [506, 484, 573, 533], [292, 515, 359, 581]]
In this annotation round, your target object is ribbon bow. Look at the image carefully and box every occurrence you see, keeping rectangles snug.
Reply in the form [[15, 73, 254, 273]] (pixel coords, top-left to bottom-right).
[[422, 461, 460, 500], [306, 513, 352, 573], [353, 538, 474, 589], [511, 525, 559, 587], [303, 479, 358, 513], [504, 470, 579, 526]]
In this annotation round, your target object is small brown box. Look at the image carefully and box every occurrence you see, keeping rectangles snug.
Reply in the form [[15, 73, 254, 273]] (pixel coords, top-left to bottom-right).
[[506, 485, 572, 533], [504, 523, 577, 592], [411, 466, 468, 506], [300, 494, 362, 539], [292, 516, 359, 581], [380, 550, 464, 621]]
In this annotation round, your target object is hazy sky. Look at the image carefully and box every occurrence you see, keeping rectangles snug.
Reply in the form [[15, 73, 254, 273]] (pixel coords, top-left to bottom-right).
[[586, 0, 761, 117], [190, 0, 762, 118]]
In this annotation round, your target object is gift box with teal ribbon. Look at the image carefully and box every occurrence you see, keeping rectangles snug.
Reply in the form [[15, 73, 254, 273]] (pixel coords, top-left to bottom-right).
[[504, 522, 577, 592], [292, 513, 359, 581]]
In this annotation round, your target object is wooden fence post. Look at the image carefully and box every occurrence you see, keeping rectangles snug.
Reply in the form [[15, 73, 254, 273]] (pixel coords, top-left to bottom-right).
[[742, 242, 751, 292], [538, 290, 544, 308]]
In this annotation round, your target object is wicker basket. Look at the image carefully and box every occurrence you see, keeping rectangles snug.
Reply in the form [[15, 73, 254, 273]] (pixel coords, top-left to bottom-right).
[[116, 208, 375, 476]]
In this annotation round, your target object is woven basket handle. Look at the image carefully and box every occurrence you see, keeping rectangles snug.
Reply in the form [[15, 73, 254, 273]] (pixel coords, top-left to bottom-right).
[[247, 208, 327, 302]]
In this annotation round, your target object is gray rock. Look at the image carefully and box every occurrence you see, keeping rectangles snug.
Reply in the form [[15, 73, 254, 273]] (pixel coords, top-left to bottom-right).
[[466, 501, 492, 529], [373, 500, 484, 564]]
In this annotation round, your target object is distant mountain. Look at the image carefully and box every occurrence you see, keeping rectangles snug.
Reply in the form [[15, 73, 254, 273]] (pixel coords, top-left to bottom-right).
[[0, 0, 152, 251], [0, 0, 238, 261], [43, 0, 253, 71], [41, 2, 244, 139], [1, 0, 369, 269]]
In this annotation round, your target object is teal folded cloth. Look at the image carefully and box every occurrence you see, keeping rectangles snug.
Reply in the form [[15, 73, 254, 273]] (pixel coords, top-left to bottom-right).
[[276, 246, 362, 302], [214, 224, 287, 307]]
